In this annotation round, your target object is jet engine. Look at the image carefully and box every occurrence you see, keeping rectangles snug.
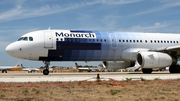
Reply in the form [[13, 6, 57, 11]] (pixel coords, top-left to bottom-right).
[[137, 52, 173, 68], [103, 61, 135, 69]]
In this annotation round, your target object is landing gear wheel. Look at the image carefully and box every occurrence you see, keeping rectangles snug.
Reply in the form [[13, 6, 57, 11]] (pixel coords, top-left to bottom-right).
[[142, 68, 152, 74], [43, 61, 50, 75], [2, 70, 7, 73], [176, 65, 180, 73], [169, 65, 180, 73], [43, 69, 49, 75]]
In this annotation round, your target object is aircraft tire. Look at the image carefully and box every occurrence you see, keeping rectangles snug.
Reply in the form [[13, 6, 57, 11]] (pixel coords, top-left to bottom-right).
[[175, 65, 180, 73], [169, 65, 180, 73], [43, 69, 49, 75], [142, 68, 152, 74]]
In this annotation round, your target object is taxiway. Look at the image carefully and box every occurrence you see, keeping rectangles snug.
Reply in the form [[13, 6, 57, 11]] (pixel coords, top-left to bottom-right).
[[0, 71, 179, 82]]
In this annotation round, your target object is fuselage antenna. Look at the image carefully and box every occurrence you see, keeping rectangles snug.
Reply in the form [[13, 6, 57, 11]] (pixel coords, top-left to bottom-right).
[[48, 27, 51, 30]]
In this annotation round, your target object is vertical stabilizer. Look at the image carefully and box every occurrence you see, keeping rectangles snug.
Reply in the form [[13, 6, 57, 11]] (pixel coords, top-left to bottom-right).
[[75, 62, 80, 69], [15, 61, 22, 67]]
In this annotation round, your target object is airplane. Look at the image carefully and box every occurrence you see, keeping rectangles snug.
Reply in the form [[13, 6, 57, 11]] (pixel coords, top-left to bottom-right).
[[22, 67, 40, 73], [75, 62, 100, 72], [126, 63, 141, 72], [5, 29, 180, 75], [0, 61, 22, 73]]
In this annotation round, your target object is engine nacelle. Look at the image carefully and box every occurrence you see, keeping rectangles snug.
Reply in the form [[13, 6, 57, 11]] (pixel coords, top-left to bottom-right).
[[137, 52, 172, 68], [103, 61, 135, 69]]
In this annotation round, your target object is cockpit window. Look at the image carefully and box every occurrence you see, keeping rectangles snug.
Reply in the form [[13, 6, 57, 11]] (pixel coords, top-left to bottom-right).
[[22, 37, 28, 41], [17, 37, 23, 41], [29, 37, 33, 41], [17, 37, 33, 41]]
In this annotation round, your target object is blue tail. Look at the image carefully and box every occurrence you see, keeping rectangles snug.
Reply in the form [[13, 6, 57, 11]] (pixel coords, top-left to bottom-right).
[[75, 62, 80, 68]]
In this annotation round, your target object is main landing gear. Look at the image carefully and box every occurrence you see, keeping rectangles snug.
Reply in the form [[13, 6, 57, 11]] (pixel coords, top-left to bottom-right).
[[142, 68, 152, 74], [2, 70, 7, 73], [43, 61, 50, 75], [169, 65, 180, 73]]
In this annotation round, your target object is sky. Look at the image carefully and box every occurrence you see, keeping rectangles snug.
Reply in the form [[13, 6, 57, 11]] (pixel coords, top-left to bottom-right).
[[1, 0, 180, 67]]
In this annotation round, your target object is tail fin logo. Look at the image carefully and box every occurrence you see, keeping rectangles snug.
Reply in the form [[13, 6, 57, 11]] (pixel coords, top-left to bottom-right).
[[75, 62, 80, 68]]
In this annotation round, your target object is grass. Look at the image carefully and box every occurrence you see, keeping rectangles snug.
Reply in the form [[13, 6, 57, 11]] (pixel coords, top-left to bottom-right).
[[140, 77, 146, 81], [125, 78, 132, 82], [154, 77, 161, 80], [111, 90, 117, 95], [0, 80, 180, 101], [23, 90, 28, 93]]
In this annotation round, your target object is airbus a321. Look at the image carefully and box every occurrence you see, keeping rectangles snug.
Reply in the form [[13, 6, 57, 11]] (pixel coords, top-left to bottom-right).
[[5, 29, 180, 75]]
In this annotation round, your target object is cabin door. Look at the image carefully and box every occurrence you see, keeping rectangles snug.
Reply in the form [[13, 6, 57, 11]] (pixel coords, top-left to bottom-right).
[[109, 33, 118, 49], [44, 32, 53, 48]]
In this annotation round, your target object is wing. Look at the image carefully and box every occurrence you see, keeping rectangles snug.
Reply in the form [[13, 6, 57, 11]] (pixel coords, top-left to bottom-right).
[[149, 45, 180, 56]]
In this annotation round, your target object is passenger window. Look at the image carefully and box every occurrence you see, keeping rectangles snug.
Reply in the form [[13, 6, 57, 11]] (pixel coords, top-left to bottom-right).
[[130, 40, 132, 42], [119, 40, 121, 42], [77, 39, 79, 42], [140, 40, 142, 43], [164, 41, 166, 43], [158, 41, 159, 43], [97, 39, 99, 42], [93, 39, 95, 42], [133, 40, 135, 42], [126, 40, 128, 42], [145, 40, 147, 43], [73, 39, 75, 42], [161, 41, 163, 43], [154, 40, 156, 43], [173, 41, 175, 43], [29, 37, 33, 41], [89, 39, 91, 41], [123, 40, 125, 42], [170, 41, 172, 43], [61, 38, 63, 41], [177, 41, 179, 43], [151, 40, 152, 43], [104, 39, 106, 42], [167, 41, 169, 43], [81, 39, 83, 42], [56, 38, 59, 41], [69, 38, 71, 41], [65, 39, 67, 41], [85, 39, 87, 42], [137, 40, 139, 43], [101, 39, 102, 42]]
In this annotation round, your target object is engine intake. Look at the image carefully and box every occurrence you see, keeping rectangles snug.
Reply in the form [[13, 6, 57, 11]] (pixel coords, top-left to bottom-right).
[[137, 52, 172, 68]]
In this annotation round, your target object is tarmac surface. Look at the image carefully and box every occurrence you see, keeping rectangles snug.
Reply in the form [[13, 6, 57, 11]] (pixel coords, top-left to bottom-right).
[[0, 71, 180, 82]]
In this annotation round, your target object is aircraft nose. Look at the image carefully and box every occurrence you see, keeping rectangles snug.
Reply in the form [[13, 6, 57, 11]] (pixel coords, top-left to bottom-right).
[[5, 44, 14, 57]]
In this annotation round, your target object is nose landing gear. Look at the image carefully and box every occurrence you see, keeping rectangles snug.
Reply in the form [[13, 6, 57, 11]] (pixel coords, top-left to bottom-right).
[[43, 61, 50, 75]]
